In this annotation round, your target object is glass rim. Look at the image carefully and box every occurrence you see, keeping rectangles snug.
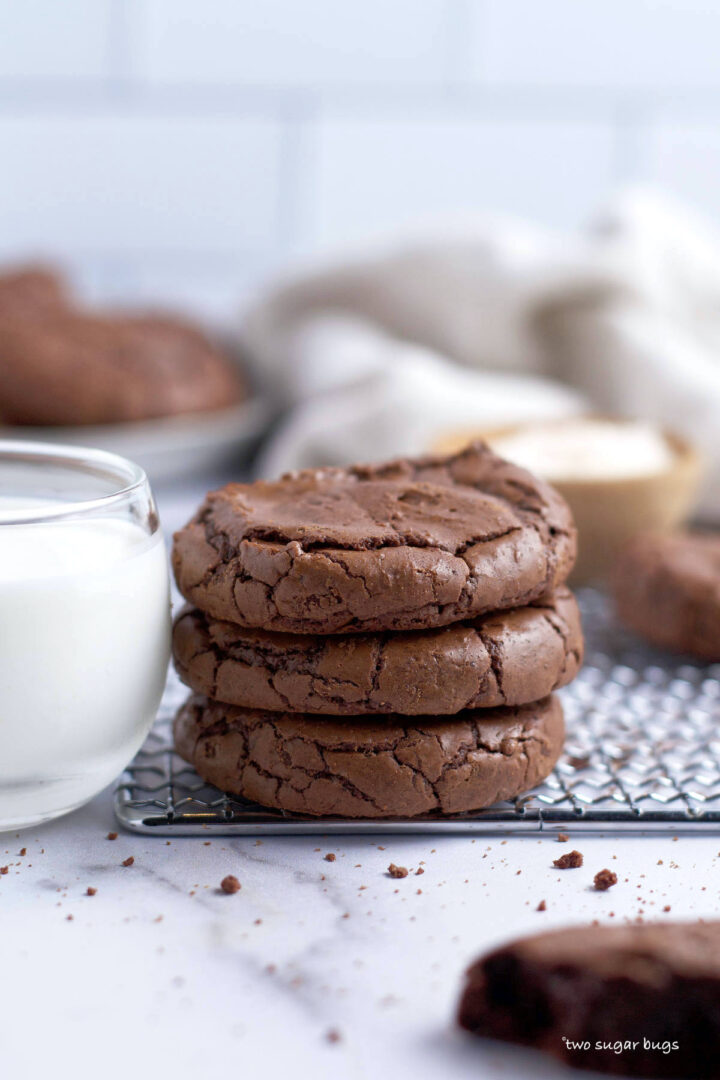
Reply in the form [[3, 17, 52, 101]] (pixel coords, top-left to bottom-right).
[[0, 439, 149, 525]]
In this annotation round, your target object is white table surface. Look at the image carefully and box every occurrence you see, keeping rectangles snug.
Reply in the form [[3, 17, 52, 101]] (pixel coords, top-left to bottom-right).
[[3, 479, 717, 1080], [3, 804, 718, 1080]]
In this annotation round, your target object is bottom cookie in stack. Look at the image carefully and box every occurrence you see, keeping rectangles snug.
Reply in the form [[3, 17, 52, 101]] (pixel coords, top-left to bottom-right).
[[174, 694, 564, 819]]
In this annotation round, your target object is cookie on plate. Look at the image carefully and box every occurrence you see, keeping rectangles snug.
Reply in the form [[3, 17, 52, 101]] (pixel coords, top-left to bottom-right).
[[458, 921, 720, 1077], [0, 265, 69, 319], [613, 531, 720, 660], [173, 587, 583, 715], [174, 694, 564, 819], [0, 311, 244, 425], [172, 443, 577, 634]]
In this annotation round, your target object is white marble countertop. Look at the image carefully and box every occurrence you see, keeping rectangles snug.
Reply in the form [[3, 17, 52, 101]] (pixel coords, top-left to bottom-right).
[[3, 799, 719, 1080]]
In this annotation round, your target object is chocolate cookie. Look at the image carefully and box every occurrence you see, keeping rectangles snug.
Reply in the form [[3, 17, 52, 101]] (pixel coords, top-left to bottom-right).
[[0, 311, 244, 426], [458, 922, 720, 1077], [173, 694, 564, 818], [172, 444, 576, 634], [0, 265, 69, 319], [173, 587, 582, 715], [613, 531, 720, 660]]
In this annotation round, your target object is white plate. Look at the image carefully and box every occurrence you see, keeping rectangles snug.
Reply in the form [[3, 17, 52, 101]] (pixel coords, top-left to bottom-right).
[[0, 397, 273, 484]]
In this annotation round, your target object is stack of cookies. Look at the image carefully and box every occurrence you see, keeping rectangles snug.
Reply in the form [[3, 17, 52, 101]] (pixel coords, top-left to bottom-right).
[[171, 443, 583, 819]]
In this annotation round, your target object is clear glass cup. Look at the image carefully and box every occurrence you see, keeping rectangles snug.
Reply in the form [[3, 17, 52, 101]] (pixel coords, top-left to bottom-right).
[[0, 441, 171, 831]]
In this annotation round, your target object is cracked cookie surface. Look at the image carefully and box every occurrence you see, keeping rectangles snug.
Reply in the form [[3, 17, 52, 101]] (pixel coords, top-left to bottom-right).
[[173, 694, 564, 818], [173, 588, 583, 715], [172, 443, 576, 634]]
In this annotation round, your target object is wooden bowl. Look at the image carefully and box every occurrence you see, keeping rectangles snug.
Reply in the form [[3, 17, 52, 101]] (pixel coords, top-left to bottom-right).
[[432, 419, 703, 584]]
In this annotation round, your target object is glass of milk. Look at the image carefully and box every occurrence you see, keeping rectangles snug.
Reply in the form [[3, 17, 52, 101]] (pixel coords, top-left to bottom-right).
[[0, 441, 171, 831]]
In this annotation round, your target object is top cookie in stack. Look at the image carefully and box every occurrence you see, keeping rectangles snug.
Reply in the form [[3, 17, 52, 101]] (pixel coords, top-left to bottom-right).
[[171, 443, 582, 819]]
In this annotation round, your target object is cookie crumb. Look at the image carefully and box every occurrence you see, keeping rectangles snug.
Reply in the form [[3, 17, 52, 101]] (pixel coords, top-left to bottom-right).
[[593, 868, 618, 891], [388, 863, 408, 879], [19, 848, 26, 856], [66, 914, 74, 921], [86, 887, 97, 897], [107, 832, 118, 841], [553, 850, 583, 869], [0, 866, 8, 875], [537, 899, 547, 911], [557, 833, 569, 842], [324, 853, 336, 863], [325, 1029, 342, 1045], [121, 856, 134, 867], [415, 867, 424, 876], [220, 875, 241, 894], [664, 905, 671, 912]]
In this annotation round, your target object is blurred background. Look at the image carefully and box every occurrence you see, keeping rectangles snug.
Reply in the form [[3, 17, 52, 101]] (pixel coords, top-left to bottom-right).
[[2, 0, 720, 578], [1, 0, 718, 313]]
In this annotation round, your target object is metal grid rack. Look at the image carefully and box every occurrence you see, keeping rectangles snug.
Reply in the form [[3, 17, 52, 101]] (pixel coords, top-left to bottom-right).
[[114, 589, 720, 835]]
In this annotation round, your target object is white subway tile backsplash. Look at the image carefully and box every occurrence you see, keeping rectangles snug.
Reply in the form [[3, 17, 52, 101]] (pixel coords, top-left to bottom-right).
[[0, 114, 283, 255], [0, 0, 716, 307], [130, 256, 279, 320], [476, 0, 720, 89], [641, 123, 720, 226], [0, 0, 113, 80], [132, 0, 450, 86], [304, 113, 617, 251]]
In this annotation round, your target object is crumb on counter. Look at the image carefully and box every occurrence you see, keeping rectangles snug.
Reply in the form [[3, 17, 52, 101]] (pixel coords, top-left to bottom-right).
[[553, 850, 583, 869], [594, 869, 618, 891]]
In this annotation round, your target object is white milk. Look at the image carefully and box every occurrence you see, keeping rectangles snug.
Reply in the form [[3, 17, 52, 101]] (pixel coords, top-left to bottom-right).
[[0, 508, 170, 828]]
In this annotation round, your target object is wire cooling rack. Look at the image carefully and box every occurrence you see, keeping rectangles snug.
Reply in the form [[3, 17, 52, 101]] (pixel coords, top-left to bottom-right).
[[114, 589, 720, 835]]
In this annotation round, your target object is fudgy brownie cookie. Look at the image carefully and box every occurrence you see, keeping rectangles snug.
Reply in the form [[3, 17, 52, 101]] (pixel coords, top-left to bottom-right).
[[174, 694, 564, 818], [0, 265, 69, 318], [0, 311, 244, 425], [613, 532, 720, 660], [172, 444, 576, 634], [173, 587, 582, 715], [458, 922, 720, 1077]]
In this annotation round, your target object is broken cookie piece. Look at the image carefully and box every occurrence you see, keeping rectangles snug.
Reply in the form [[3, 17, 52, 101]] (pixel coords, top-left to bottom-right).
[[459, 921, 720, 1077]]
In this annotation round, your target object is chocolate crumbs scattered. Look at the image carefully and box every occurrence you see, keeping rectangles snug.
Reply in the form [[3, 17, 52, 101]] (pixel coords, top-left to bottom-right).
[[553, 850, 583, 869], [593, 868, 618, 891]]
